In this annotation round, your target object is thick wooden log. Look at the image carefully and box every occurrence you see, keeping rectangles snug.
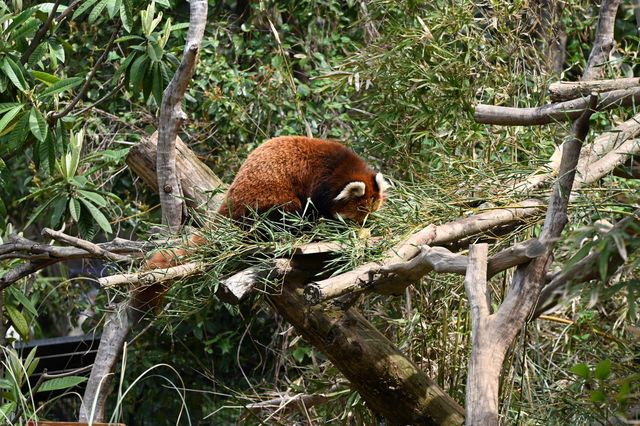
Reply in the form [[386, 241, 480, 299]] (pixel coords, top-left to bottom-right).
[[269, 278, 465, 425], [126, 131, 225, 212]]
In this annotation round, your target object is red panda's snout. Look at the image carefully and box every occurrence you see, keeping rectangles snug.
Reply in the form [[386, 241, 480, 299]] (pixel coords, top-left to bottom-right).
[[332, 172, 389, 223]]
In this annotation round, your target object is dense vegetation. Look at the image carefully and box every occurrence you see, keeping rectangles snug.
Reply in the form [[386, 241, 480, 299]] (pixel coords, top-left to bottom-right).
[[1, 0, 638, 424]]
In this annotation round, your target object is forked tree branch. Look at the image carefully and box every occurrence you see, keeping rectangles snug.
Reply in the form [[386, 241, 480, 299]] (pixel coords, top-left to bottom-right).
[[48, 23, 121, 124]]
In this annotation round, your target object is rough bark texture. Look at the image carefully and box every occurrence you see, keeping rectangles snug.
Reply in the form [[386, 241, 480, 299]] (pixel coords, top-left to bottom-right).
[[269, 278, 465, 425], [463, 244, 498, 425], [549, 77, 640, 101], [126, 131, 225, 212], [156, 0, 208, 230], [583, 0, 621, 81], [78, 303, 129, 422]]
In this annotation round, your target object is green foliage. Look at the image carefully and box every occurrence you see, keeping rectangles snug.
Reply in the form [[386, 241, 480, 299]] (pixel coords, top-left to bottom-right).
[[0, 0, 639, 423], [0, 346, 87, 423]]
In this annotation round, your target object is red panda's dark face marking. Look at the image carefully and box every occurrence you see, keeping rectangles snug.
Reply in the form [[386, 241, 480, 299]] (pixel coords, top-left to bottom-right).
[[332, 172, 388, 223]]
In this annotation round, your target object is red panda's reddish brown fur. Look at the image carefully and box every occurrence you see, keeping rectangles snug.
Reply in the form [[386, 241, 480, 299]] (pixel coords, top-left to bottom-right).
[[134, 136, 388, 314]]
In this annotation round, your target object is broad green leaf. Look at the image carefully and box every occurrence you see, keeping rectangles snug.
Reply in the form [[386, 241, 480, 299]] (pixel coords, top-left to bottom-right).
[[48, 39, 65, 63], [570, 363, 590, 379], [24, 347, 39, 377], [88, 0, 108, 24], [114, 35, 144, 43], [105, 0, 120, 18], [4, 9, 32, 33], [80, 199, 112, 234], [594, 359, 611, 380], [40, 77, 83, 97], [147, 39, 163, 62], [119, 0, 133, 32], [27, 42, 49, 68], [69, 197, 81, 221], [151, 62, 162, 104], [129, 55, 148, 93], [0, 402, 16, 418], [10, 19, 39, 43], [50, 196, 67, 228], [7, 286, 37, 316], [1, 57, 27, 92], [5, 305, 29, 339], [23, 195, 57, 229], [29, 108, 47, 142], [34, 3, 69, 13], [78, 189, 107, 207], [4, 112, 30, 155], [37, 376, 87, 393], [0, 105, 23, 135], [72, 0, 99, 20], [0, 102, 21, 113], [31, 70, 60, 85]]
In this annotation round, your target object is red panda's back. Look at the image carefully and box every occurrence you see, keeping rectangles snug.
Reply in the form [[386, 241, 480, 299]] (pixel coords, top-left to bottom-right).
[[218, 136, 375, 220]]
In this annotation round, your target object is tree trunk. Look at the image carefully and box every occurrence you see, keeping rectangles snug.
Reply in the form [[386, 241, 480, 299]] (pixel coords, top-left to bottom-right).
[[269, 276, 465, 425], [126, 131, 225, 213]]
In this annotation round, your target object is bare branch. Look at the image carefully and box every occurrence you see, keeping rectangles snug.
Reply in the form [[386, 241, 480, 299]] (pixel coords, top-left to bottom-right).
[[517, 111, 640, 192], [464, 244, 491, 324], [474, 87, 640, 126], [99, 262, 203, 288], [549, 77, 640, 101], [304, 200, 544, 305], [0, 236, 151, 288], [20, 0, 64, 64], [42, 227, 132, 263], [583, 0, 621, 81], [157, 0, 208, 230]]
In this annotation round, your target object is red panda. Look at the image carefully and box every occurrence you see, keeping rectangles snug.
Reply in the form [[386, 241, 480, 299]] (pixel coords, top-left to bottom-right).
[[134, 136, 388, 312]]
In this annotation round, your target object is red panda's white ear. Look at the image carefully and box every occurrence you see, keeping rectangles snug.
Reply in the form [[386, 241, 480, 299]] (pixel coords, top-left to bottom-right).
[[376, 173, 389, 194], [334, 181, 366, 201]]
